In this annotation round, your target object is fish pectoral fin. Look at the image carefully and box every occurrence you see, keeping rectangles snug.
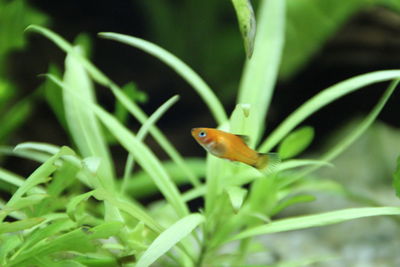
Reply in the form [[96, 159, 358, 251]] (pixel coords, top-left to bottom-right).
[[234, 134, 250, 145], [209, 142, 226, 157]]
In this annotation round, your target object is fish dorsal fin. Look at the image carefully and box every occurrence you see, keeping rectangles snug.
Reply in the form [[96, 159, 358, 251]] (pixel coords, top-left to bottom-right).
[[235, 134, 250, 144]]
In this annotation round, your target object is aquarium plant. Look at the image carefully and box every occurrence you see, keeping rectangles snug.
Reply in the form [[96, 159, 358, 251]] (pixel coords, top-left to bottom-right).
[[1, 0, 400, 266]]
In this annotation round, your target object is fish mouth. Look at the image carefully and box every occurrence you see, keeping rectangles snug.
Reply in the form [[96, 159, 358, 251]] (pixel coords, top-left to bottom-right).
[[191, 128, 198, 137]]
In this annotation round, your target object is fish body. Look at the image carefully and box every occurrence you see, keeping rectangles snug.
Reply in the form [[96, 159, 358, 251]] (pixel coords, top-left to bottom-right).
[[191, 127, 279, 171]]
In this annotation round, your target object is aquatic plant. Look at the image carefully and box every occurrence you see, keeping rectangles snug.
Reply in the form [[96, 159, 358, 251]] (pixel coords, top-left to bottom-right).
[[1, 0, 400, 266]]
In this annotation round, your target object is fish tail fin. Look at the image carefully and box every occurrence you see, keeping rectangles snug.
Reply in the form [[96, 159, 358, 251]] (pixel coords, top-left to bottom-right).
[[255, 153, 280, 174]]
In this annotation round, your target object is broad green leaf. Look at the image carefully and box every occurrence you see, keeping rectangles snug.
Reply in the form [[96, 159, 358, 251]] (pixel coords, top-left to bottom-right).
[[230, 104, 255, 147], [136, 214, 204, 267], [237, 0, 285, 144], [229, 207, 400, 242], [63, 46, 115, 190], [98, 32, 228, 125], [226, 186, 247, 213], [393, 156, 400, 198], [0, 217, 45, 234], [231, 0, 256, 58], [260, 70, 400, 153], [278, 126, 314, 160]]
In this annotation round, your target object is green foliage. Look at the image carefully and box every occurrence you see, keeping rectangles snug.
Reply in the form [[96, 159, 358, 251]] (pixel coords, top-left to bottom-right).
[[0, 0, 48, 145], [231, 0, 256, 58], [278, 126, 314, 160], [1, 0, 400, 266]]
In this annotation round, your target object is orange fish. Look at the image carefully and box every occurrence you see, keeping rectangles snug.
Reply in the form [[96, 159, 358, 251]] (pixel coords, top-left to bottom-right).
[[191, 128, 280, 172]]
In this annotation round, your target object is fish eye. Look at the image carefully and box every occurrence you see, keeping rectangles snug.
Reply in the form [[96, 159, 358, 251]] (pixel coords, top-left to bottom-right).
[[198, 131, 206, 138]]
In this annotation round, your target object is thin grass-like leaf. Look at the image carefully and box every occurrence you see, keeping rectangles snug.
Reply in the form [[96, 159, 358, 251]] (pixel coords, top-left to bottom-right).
[[0, 168, 45, 194], [28, 25, 198, 191], [229, 207, 400, 242], [94, 188, 162, 233], [237, 0, 286, 143], [46, 74, 189, 218], [279, 79, 399, 188], [98, 32, 227, 125], [277, 159, 333, 172], [0, 145, 50, 163], [122, 95, 200, 193], [92, 104, 189, 218], [0, 217, 45, 234], [136, 214, 204, 267], [14, 142, 60, 155], [0, 194, 48, 218], [26, 25, 110, 86], [125, 158, 205, 198], [260, 71, 400, 152]]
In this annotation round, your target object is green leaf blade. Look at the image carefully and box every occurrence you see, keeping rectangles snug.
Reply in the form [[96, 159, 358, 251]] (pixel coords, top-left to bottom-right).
[[278, 126, 314, 160], [231, 0, 256, 58], [98, 32, 227, 125], [237, 0, 286, 144], [230, 207, 400, 242], [63, 47, 115, 190], [260, 71, 400, 153], [136, 214, 204, 267]]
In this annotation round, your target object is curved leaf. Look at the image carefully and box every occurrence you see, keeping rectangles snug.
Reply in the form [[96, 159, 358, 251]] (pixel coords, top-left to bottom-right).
[[260, 70, 400, 153], [98, 32, 227, 125], [278, 126, 314, 159], [136, 214, 204, 267]]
